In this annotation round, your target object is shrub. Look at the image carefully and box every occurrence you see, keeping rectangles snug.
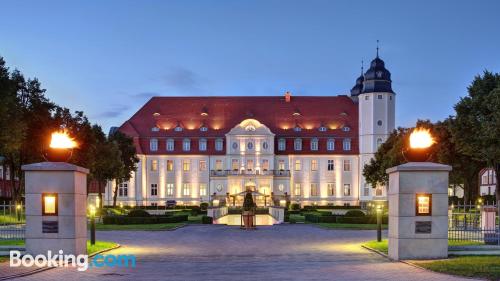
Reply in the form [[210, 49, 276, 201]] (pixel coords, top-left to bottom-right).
[[200, 202, 209, 211], [102, 214, 188, 225], [201, 216, 213, 224], [344, 210, 365, 217], [128, 209, 151, 217], [289, 203, 301, 211], [289, 217, 296, 224]]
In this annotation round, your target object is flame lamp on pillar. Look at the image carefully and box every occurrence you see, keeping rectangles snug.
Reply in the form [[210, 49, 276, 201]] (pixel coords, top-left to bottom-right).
[[402, 128, 435, 162], [43, 131, 77, 162]]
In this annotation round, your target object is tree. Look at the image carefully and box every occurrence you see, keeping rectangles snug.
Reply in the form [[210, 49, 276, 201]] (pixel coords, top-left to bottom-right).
[[88, 125, 122, 209], [451, 71, 500, 202], [109, 131, 138, 207]]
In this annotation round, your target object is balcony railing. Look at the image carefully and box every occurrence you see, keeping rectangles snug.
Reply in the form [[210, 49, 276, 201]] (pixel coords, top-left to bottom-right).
[[210, 169, 290, 177]]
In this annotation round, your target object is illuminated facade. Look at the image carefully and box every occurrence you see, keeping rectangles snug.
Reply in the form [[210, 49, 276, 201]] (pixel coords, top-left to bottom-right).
[[104, 55, 395, 207]]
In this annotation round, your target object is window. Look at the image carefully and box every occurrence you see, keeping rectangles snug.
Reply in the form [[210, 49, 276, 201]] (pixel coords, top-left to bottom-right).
[[166, 139, 174, 151], [166, 183, 174, 197], [363, 184, 370, 196], [174, 125, 183, 131], [327, 160, 335, 171], [231, 159, 239, 171], [310, 138, 319, 151], [278, 184, 284, 192], [310, 183, 319, 196], [246, 159, 254, 171], [166, 160, 174, 171], [294, 138, 302, 151], [376, 187, 383, 196], [183, 160, 190, 171], [151, 160, 158, 171], [183, 183, 191, 196], [294, 183, 301, 196], [342, 126, 350, 132], [200, 183, 207, 196], [365, 95, 369, 100], [343, 184, 351, 196], [389, 95, 393, 100], [151, 184, 158, 196], [199, 160, 207, 171], [377, 94, 383, 99], [343, 160, 351, 172], [294, 160, 301, 171], [118, 183, 128, 197], [247, 142, 254, 150], [319, 126, 327, 132], [215, 159, 223, 170], [151, 127, 159, 132], [215, 138, 224, 151], [278, 160, 285, 170], [416, 194, 431, 215], [311, 159, 318, 171], [183, 138, 191, 151], [377, 120, 383, 126], [377, 138, 383, 148], [150, 138, 158, 151], [294, 126, 302, 132], [343, 139, 351, 151], [200, 126, 208, 132], [262, 142, 269, 150], [327, 183, 335, 196], [262, 159, 269, 171], [278, 139, 286, 151], [327, 139, 335, 151], [199, 138, 207, 151], [151, 202, 158, 207]]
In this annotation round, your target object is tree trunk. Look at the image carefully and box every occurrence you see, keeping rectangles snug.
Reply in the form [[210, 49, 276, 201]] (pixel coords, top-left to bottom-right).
[[112, 179, 119, 207]]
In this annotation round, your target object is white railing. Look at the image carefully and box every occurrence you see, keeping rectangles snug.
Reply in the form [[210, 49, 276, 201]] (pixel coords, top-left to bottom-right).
[[207, 206, 228, 220], [269, 206, 285, 223]]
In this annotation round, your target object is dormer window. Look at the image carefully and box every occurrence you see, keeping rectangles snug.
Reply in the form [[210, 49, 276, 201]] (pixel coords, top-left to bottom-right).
[[151, 127, 160, 132], [174, 126, 183, 132], [318, 126, 327, 132], [342, 126, 350, 132], [183, 139, 191, 151], [310, 138, 319, 151], [150, 138, 158, 151], [200, 126, 208, 132], [294, 126, 302, 132], [343, 139, 351, 151]]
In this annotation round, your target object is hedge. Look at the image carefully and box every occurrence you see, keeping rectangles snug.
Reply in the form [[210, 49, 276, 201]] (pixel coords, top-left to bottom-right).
[[304, 214, 388, 224], [103, 214, 188, 225], [304, 214, 339, 223], [201, 216, 213, 224]]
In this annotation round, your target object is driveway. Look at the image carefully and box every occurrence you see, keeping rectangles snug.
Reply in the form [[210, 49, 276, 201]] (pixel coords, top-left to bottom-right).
[[13, 224, 475, 281]]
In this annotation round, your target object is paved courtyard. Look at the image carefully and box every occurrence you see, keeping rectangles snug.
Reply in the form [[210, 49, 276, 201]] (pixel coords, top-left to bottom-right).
[[12, 224, 476, 281]]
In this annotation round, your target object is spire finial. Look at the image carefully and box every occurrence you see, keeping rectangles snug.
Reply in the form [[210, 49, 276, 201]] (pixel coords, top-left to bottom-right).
[[361, 59, 364, 75], [376, 40, 379, 58]]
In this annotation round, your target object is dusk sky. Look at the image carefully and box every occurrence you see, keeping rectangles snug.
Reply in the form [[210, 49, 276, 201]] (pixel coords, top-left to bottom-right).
[[1, 0, 499, 132]]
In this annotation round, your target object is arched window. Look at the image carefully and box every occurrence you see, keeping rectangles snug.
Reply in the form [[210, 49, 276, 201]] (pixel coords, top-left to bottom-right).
[[294, 138, 302, 151], [199, 138, 207, 151], [343, 138, 351, 151], [166, 139, 174, 151], [310, 138, 319, 151], [376, 138, 383, 148], [327, 139, 335, 151], [150, 138, 158, 151], [183, 138, 191, 151], [215, 138, 224, 151], [151, 127, 160, 132]]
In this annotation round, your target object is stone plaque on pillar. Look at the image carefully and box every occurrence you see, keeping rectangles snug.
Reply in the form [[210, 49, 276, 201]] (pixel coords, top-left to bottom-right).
[[386, 162, 451, 260], [23, 162, 89, 256]]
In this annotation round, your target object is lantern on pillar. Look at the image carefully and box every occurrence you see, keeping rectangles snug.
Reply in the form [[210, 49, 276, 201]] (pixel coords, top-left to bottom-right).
[[43, 131, 77, 162], [402, 128, 435, 162]]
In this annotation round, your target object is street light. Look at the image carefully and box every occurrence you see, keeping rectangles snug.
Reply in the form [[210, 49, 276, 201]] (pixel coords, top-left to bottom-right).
[[376, 205, 383, 242], [89, 204, 96, 246], [16, 203, 22, 222]]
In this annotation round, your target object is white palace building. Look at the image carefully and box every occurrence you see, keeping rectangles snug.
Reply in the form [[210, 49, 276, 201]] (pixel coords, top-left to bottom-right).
[[103, 54, 395, 208]]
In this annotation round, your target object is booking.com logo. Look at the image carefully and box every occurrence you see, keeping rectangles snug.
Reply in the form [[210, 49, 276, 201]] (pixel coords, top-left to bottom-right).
[[10, 250, 136, 271]]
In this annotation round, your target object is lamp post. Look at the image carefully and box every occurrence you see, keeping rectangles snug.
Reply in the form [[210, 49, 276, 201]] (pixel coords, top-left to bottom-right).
[[89, 204, 96, 246], [376, 205, 382, 242], [16, 203, 22, 222]]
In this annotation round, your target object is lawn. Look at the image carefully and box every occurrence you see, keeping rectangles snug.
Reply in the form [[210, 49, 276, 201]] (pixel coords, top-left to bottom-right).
[[0, 213, 25, 224], [95, 222, 184, 231], [0, 240, 24, 246], [317, 223, 388, 230], [363, 239, 485, 254], [187, 215, 203, 224], [414, 256, 500, 281]]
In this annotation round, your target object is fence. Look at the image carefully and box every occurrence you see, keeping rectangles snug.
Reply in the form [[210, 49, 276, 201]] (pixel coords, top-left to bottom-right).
[[0, 202, 26, 240], [448, 202, 499, 245]]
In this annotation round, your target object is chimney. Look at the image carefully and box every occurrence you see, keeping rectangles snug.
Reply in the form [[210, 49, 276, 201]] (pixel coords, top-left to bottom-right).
[[285, 91, 291, 102]]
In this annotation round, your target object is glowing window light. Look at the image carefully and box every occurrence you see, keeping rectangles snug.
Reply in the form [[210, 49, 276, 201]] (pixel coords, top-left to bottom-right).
[[42, 193, 58, 215]]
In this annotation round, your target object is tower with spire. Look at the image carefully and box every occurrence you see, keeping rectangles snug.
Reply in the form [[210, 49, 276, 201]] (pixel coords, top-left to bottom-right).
[[352, 41, 396, 202]]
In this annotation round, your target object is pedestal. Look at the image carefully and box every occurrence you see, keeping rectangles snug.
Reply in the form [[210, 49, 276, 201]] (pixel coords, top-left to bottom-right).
[[386, 162, 451, 260], [22, 162, 89, 256]]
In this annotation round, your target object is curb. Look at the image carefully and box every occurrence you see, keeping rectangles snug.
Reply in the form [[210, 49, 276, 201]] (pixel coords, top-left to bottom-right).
[[361, 245, 393, 260], [0, 244, 121, 281]]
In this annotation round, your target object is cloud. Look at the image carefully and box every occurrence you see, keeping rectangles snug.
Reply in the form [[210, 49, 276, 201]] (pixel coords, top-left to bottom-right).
[[94, 104, 130, 119], [163, 67, 203, 94]]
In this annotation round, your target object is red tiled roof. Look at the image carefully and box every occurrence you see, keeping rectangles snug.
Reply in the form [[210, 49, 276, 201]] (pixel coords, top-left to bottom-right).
[[118, 95, 359, 155]]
